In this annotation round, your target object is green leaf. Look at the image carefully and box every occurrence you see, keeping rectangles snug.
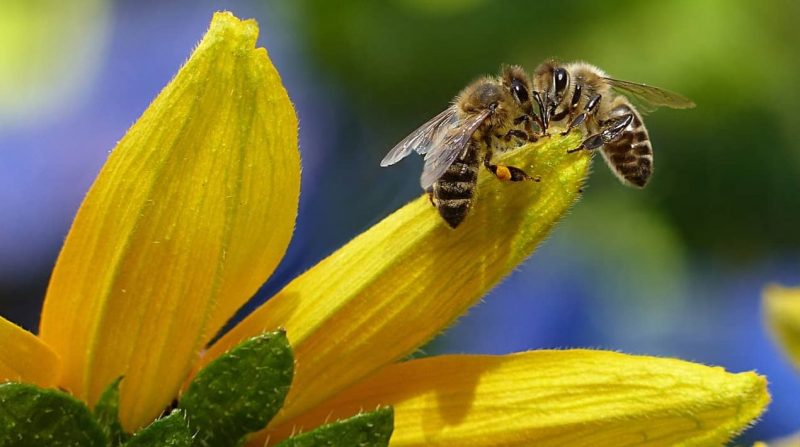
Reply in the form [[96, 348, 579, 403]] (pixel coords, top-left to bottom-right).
[[179, 330, 294, 446], [93, 377, 129, 446], [274, 407, 394, 447], [0, 382, 106, 447], [123, 410, 191, 447]]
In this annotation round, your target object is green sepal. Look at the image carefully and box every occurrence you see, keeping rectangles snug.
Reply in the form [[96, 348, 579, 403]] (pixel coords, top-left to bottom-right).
[[179, 330, 294, 446], [274, 407, 394, 447], [0, 382, 106, 447], [123, 410, 191, 447], [93, 376, 129, 446]]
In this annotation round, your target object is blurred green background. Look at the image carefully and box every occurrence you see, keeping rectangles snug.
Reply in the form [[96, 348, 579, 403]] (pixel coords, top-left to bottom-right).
[[1, 0, 799, 442]]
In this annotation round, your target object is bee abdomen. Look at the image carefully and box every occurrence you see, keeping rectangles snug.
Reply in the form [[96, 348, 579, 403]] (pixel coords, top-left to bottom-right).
[[434, 149, 479, 228], [436, 181, 475, 200], [602, 106, 653, 188]]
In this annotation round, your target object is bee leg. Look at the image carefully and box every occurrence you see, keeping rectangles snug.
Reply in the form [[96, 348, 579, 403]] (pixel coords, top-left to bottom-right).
[[532, 91, 550, 136], [483, 150, 537, 182], [566, 134, 603, 154], [503, 129, 530, 143], [512, 115, 539, 142], [561, 94, 602, 136], [560, 112, 587, 136], [567, 112, 633, 154], [426, 187, 436, 207]]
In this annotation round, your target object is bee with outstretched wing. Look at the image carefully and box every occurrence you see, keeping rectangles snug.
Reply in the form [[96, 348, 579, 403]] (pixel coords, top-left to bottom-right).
[[381, 66, 541, 228], [532, 60, 694, 188]]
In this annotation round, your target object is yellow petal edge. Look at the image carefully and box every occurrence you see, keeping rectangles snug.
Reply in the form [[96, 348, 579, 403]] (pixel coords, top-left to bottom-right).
[[204, 132, 590, 425], [39, 11, 299, 430], [0, 315, 60, 387], [763, 285, 800, 370], [264, 350, 769, 447]]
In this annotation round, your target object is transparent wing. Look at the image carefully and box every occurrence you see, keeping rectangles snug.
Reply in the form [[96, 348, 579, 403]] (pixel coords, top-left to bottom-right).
[[380, 108, 459, 167], [419, 109, 491, 189], [605, 77, 695, 112]]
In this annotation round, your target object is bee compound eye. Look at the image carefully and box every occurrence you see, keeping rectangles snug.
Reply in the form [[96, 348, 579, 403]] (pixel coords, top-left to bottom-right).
[[512, 81, 529, 103], [553, 68, 568, 96]]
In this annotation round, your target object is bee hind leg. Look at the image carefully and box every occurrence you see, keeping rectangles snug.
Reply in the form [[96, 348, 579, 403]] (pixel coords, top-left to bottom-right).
[[483, 150, 539, 182]]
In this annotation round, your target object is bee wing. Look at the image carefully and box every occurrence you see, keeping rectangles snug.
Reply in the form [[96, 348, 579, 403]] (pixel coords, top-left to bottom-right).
[[605, 77, 695, 113], [380, 108, 459, 167], [419, 108, 491, 189]]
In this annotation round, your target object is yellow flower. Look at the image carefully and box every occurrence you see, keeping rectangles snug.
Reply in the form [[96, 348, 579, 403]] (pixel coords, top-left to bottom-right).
[[764, 285, 800, 370], [0, 11, 769, 446]]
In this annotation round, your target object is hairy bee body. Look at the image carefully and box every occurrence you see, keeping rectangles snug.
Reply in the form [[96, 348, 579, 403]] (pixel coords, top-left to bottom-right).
[[533, 61, 694, 188], [600, 97, 652, 187], [382, 66, 539, 228], [430, 141, 480, 227]]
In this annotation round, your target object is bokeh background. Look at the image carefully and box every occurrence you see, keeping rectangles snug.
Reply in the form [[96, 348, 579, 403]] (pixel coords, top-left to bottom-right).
[[2, 0, 799, 441]]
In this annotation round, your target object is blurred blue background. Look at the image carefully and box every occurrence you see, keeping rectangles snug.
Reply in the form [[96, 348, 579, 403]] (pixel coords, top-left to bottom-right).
[[1, 0, 799, 441]]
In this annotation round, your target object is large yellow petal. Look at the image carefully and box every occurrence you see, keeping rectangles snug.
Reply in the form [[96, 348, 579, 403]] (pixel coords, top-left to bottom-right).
[[39, 12, 299, 430], [0, 316, 60, 387], [263, 350, 769, 446], [205, 132, 590, 424], [763, 285, 800, 370]]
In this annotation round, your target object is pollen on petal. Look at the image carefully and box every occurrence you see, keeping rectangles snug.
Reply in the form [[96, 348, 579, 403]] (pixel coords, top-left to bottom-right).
[[39, 11, 299, 431]]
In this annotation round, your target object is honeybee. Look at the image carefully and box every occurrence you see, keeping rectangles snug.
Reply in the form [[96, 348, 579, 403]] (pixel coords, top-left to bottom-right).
[[532, 60, 695, 187], [380, 66, 541, 228]]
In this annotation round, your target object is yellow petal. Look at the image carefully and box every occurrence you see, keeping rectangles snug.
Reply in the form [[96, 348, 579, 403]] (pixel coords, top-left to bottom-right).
[[39, 11, 299, 430], [264, 350, 769, 446], [205, 132, 590, 424], [761, 431, 800, 447], [763, 285, 800, 370], [0, 315, 60, 387]]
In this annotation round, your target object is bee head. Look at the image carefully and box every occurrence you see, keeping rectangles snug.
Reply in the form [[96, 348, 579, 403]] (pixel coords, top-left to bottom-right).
[[533, 60, 569, 127]]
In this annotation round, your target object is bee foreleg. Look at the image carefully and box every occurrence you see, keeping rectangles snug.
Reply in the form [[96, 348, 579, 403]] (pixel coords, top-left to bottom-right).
[[426, 187, 436, 207], [483, 150, 536, 182], [532, 91, 550, 135], [567, 112, 632, 154], [502, 129, 529, 142], [513, 115, 543, 141], [513, 115, 530, 126]]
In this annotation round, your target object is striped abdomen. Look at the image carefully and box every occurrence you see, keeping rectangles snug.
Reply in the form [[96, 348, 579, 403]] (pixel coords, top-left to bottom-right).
[[432, 143, 480, 228], [600, 103, 653, 188]]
